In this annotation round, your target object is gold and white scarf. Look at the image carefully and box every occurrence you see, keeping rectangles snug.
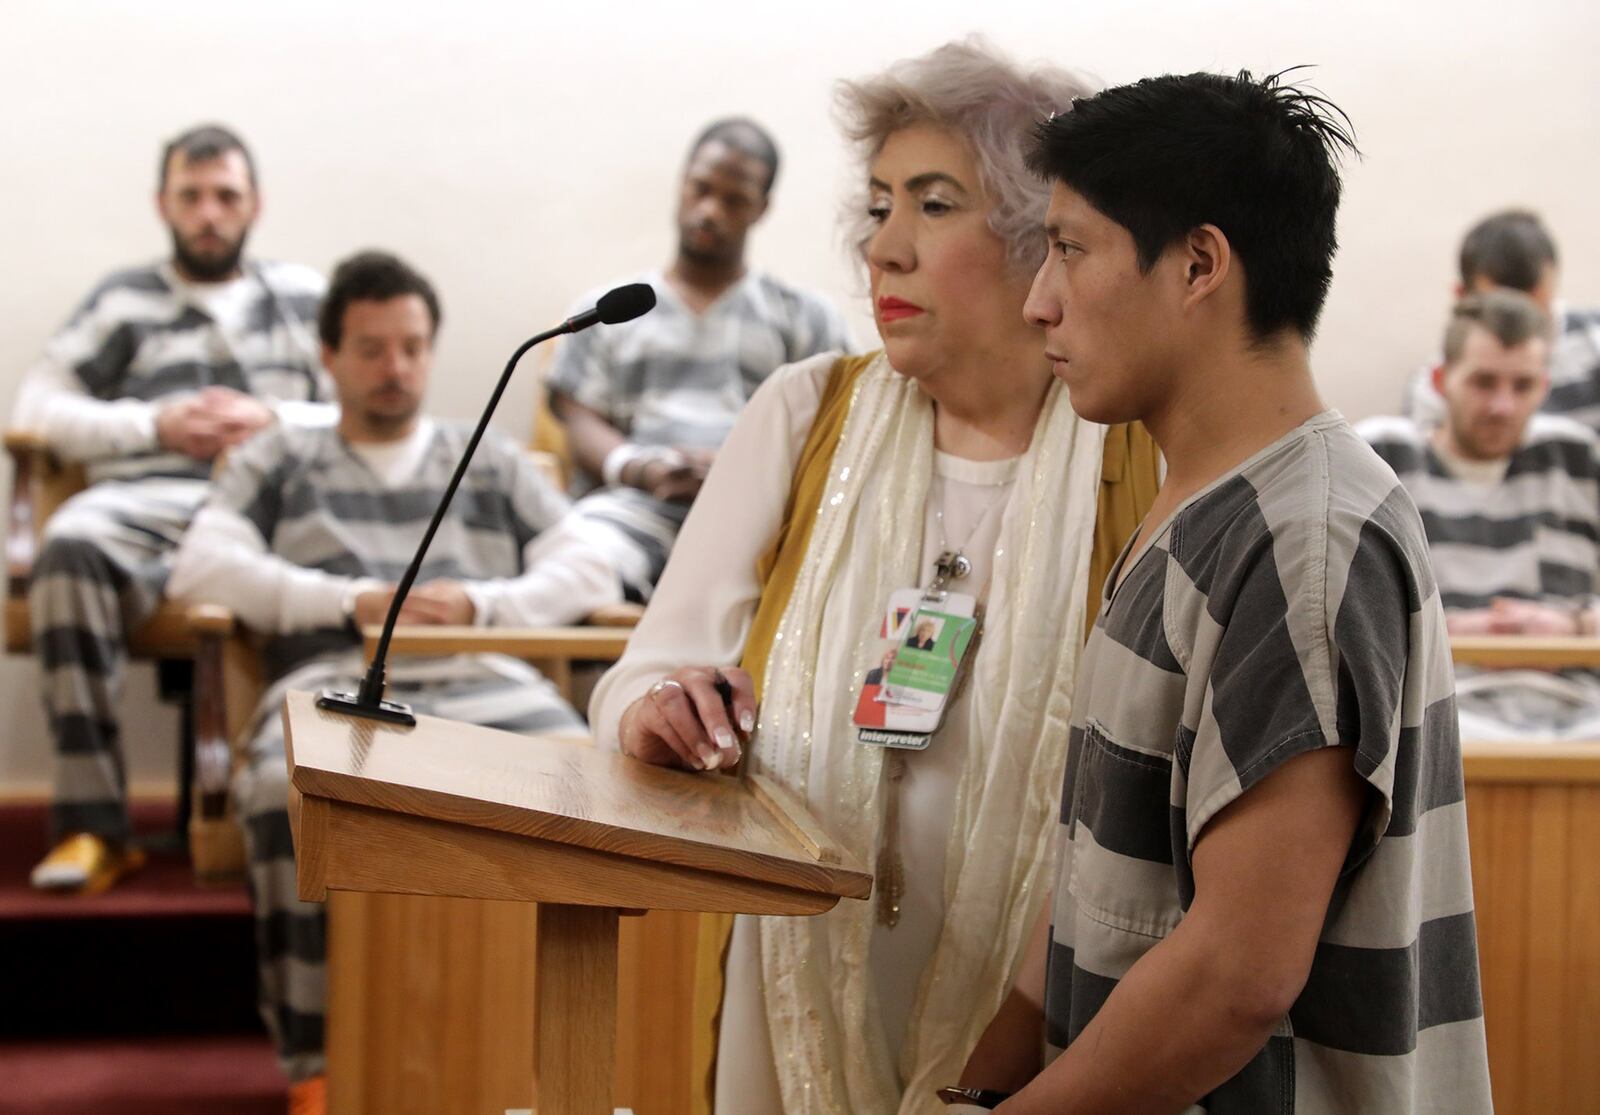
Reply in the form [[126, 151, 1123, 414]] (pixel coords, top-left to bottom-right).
[[751, 351, 1105, 1114]]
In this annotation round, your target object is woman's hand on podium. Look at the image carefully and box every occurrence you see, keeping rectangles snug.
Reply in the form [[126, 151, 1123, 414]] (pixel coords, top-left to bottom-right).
[[618, 665, 756, 772]]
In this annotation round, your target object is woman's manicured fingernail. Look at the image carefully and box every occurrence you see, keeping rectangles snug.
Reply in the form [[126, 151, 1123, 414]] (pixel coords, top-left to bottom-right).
[[702, 748, 722, 770], [740, 710, 756, 733], [715, 728, 735, 752]]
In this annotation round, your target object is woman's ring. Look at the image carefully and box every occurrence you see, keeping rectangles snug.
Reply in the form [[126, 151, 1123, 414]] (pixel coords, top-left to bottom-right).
[[649, 679, 685, 699]]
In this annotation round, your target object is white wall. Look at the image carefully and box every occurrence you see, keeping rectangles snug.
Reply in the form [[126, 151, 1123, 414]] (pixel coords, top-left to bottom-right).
[[2, 0, 1595, 791]]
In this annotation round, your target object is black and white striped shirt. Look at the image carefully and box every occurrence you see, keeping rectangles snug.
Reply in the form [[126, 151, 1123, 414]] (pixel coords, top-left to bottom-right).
[[14, 259, 330, 483], [546, 270, 851, 495], [1359, 413, 1600, 610], [180, 421, 618, 683], [1047, 413, 1489, 1113]]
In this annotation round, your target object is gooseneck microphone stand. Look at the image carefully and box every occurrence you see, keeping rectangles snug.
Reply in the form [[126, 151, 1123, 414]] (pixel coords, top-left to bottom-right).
[[316, 283, 657, 725]]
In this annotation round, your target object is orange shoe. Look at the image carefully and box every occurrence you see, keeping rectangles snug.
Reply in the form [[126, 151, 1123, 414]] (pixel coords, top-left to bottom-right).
[[288, 1074, 326, 1115], [28, 833, 146, 895]]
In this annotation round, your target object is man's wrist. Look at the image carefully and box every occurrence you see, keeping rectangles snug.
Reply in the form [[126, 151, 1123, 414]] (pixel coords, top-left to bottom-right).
[[601, 443, 648, 488], [340, 579, 384, 629], [462, 582, 492, 627], [602, 443, 683, 489], [130, 401, 160, 450]]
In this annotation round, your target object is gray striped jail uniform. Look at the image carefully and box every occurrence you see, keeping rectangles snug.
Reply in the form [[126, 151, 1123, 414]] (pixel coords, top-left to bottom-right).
[[196, 422, 592, 1080], [20, 260, 328, 842], [545, 270, 849, 597], [1048, 413, 1490, 1113], [1404, 305, 1600, 432], [1361, 413, 1600, 738]]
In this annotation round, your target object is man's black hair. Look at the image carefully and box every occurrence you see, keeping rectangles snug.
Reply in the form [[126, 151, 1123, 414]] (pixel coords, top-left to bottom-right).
[[688, 117, 781, 194], [1458, 209, 1558, 293], [318, 251, 442, 350], [1026, 69, 1358, 342], [159, 123, 256, 191]]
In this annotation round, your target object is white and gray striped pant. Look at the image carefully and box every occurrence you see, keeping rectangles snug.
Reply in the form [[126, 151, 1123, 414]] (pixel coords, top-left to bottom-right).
[[29, 478, 206, 842], [236, 664, 583, 1081]]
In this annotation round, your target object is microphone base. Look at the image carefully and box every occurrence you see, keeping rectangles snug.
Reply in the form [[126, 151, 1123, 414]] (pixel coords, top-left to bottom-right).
[[315, 689, 418, 727]]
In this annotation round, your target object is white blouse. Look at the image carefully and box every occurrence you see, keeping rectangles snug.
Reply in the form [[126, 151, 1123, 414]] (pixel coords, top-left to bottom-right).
[[589, 355, 1020, 1077]]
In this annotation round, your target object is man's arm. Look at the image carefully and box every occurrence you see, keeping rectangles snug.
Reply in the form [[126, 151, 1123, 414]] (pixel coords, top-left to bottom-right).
[[998, 746, 1366, 1115], [169, 502, 384, 634], [551, 390, 707, 503], [549, 390, 627, 482], [464, 514, 624, 627], [961, 902, 1052, 1093], [168, 435, 388, 633], [13, 352, 160, 461], [18, 353, 282, 463]]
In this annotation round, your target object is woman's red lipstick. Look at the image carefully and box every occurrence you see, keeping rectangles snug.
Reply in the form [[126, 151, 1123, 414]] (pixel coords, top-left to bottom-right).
[[877, 296, 924, 323]]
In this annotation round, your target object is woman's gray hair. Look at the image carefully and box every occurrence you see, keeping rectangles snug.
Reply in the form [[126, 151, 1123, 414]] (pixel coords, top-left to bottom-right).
[[836, 38, 1097, 275]]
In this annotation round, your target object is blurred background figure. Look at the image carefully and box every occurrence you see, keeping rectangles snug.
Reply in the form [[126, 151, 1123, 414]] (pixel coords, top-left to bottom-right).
[[546, 117, 851, 600], [14, 124, 330, 896], [1404, 209, 1600, 431], [1364, 290, 1600, 738], [169, 250, 622, 1113]]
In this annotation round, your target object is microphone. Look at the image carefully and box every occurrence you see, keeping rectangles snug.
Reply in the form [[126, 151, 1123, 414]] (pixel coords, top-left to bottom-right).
[[317, 282, 657, 725], [564, 282, 657, 332]]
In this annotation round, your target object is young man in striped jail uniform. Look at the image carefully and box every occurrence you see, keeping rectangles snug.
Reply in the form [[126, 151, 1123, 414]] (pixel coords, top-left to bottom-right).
[[169, 250, 622, 1113], [1404, 209, 1600, 432], [959, 72, 1491, 1113], [546, 117, 852, 600], [1362, 291, 1600, 740], [16, 124, 332, 894]]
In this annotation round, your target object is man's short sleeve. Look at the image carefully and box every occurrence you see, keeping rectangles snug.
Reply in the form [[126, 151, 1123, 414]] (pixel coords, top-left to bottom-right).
[[545, 320, 615, 420], [1180, 498, 1414, 867], [796, 294, 853, 360]]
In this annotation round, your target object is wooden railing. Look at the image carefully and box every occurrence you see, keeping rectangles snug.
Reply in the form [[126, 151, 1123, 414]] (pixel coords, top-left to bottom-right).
[[1451, 635, 1600, 1114], [1452, 635, 1600, 671]]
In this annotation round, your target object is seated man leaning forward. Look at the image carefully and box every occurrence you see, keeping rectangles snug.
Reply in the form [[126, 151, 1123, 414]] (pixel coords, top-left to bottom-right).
[[168, 250, 621, 1105], [546, 117, 852, 599], [1363, 290, 1600, 740], [962, 70, 1490, 1113], [17, 123, 330, 894], [1404, 209, 1600, 432]]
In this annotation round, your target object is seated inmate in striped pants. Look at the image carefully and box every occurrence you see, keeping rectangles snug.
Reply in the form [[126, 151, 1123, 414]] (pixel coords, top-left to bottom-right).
[[170, 418, 622, 1082], [15, 251, 328, 880]]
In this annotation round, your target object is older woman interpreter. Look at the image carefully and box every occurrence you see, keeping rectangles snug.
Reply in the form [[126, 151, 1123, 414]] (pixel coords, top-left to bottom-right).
[[589, 40, 1159, 1115]]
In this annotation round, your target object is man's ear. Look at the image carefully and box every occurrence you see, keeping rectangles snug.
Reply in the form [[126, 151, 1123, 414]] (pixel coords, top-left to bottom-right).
[[1430, 362, 1448, 395], [1178, 223, 1231, 310]]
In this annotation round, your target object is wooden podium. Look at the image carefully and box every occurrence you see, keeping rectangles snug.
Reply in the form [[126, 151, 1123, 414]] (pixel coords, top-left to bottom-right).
[[283, 690, 871, 1115]]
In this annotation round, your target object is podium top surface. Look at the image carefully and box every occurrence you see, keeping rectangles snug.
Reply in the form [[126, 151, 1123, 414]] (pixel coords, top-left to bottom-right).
[[284, 690, 871, 900]]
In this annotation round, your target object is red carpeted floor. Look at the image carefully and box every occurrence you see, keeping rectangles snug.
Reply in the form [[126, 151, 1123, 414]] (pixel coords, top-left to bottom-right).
[[0, 803, 250, 920], [0, 799, 288, 1113], [0, 1036, 286, 1115]]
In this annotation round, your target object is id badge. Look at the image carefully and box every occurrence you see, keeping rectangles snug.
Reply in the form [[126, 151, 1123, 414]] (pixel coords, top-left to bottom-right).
[[853, 587, 978, 749]]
